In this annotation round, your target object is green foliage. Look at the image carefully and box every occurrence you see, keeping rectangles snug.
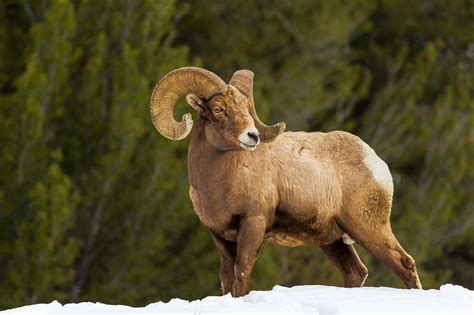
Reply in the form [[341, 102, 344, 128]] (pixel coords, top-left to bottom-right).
[[0, 0, 79, 306], [0, 0, 472, 309]]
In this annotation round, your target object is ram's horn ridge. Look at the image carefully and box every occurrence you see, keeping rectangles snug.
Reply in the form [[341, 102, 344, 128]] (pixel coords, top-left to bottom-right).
[[229, 69, 285, 142], [150, 67, 228, 140]]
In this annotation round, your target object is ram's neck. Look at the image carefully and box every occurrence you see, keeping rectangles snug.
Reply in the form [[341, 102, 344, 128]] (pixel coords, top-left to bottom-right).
[[188, 118, 214, 164], [188, 119, 232, 189]]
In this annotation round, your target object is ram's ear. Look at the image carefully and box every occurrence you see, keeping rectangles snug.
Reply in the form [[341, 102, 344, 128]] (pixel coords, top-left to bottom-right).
[[186, 93, 205, 112]]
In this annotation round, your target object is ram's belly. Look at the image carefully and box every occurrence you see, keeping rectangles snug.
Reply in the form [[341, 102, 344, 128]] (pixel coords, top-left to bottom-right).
[[218, 219, 343, 247], [264, 229, 328, 247], [264, 231, 313, 247], [264, 209, 343, 246]]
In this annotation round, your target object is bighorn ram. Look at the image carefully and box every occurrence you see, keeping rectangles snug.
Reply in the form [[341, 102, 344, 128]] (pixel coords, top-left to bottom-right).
[[150, 67, 422, 297]]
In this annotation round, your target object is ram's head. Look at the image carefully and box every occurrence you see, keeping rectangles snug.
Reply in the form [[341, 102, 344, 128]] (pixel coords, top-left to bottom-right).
[[150, 67, 285, 151]]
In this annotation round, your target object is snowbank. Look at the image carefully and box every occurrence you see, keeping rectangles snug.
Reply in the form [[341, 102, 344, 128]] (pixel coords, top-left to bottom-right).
[[2, 284, 472, 314]]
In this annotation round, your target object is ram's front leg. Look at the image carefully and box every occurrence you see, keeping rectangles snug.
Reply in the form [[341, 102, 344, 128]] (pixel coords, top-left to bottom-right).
[[232, 216, 266, 297], [211, 232, 236, 294]]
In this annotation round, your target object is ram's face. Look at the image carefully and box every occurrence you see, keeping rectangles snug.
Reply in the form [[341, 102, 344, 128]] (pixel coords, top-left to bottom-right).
[[186, 87, 260, 152]]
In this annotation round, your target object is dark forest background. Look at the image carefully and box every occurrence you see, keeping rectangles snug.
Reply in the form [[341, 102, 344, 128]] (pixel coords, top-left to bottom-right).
[[0, 0, 473, 309]]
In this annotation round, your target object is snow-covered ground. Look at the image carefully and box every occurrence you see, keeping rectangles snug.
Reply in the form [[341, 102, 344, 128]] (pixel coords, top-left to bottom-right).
[[2, 284, 473, 315]]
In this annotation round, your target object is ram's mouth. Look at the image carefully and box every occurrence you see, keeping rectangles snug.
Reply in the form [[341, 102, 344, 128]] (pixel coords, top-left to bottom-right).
[[239, 142, 258, 151]]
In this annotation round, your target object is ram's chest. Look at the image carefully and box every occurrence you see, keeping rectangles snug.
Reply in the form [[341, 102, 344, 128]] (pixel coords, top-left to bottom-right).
[[188, 155, 277, 232], [189, 176, 276, 232], [189, 185, 234, 231]]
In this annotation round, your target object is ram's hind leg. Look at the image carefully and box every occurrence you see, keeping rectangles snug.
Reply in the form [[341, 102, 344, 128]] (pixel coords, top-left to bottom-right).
[[349, 225, 422, 289], [339, 187, 422, 289], [320, 238, 368, 287]]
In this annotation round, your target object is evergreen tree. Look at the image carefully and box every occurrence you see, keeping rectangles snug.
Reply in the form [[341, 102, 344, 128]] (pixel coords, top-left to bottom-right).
[[0, 0, 79, 306], [0, 0, 472, 310]]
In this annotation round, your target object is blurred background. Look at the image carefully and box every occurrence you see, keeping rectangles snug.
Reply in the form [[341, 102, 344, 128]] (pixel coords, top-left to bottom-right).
[[0, 0, 473, 309]]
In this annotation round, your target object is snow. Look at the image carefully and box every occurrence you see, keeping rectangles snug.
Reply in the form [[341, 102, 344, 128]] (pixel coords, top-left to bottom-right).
[[1, 284, 472, 315]]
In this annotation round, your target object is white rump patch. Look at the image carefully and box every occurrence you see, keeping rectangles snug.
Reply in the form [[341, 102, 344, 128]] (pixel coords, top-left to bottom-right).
[[359, 139, 394, 195], [342, 233, 355, 245]]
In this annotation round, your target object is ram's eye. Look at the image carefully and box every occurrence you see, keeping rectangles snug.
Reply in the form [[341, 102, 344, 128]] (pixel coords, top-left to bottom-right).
[[213, 107, 225, 114]]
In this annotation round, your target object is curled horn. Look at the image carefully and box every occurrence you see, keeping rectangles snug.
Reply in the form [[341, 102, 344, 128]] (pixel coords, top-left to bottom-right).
[[150, 67, 228, 140], [229, 70, 285, 142]]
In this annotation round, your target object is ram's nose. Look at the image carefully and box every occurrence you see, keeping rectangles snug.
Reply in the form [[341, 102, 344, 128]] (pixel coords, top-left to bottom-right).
[[239, 126, 260, 151], [247, 131, 260, 144]]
